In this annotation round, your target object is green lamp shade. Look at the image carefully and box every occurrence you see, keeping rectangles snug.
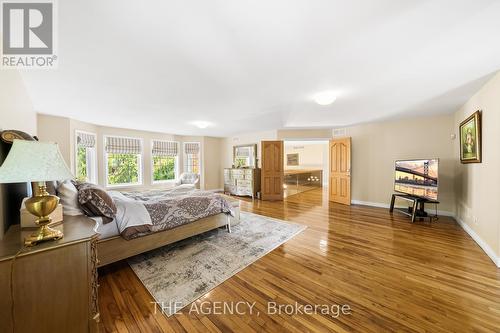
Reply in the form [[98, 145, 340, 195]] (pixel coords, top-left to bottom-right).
[[0, 140, 74, 183]]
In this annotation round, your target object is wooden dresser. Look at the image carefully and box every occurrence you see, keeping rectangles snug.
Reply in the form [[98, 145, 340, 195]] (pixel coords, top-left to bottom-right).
[[0, 215, 100, 333], [224, 168, 261, 198]]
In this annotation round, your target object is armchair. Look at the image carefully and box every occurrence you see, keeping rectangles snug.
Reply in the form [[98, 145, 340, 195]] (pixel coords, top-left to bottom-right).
[[175, 172, 200, 189]]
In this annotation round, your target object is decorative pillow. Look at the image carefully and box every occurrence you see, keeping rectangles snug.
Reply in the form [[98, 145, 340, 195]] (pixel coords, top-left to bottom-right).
[[45, 181, 57, 195], [72, 181, 117, 223], [56, 180, 84, 216]]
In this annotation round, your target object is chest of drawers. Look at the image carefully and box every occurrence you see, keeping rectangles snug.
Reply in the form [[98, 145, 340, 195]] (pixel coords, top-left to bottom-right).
[[0, 215, 100, 333], [224, 168, 261, 199]]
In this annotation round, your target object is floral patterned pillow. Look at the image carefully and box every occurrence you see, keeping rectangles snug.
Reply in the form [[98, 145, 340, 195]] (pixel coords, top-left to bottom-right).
[[72, 181, 117, 223]]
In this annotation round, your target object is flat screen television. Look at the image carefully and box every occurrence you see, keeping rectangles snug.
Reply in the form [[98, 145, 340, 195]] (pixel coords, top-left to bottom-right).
[[394, 159, 438, 201]]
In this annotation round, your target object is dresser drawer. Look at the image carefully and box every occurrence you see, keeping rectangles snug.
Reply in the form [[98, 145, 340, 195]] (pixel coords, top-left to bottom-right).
[[224, 185, 236, 193], [232, 169, 244, 175], [232, 174, 245, 180], [237, 179, 252, 187], [235, 188, 253, 196]]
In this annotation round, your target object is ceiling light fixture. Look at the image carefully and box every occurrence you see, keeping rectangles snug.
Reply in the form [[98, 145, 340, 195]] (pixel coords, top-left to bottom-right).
[[313, 91, 337, 105], [191, 121, 212, 129]]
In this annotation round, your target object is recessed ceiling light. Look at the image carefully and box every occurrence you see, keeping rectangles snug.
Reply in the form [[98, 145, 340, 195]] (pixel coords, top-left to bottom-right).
[[191, 121, 213, 129], [313, 91, 337, 105]]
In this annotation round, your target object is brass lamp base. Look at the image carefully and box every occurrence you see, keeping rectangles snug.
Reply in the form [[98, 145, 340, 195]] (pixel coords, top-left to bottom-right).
[[24, 182, 64, 247], [24, 225, 63, 246]]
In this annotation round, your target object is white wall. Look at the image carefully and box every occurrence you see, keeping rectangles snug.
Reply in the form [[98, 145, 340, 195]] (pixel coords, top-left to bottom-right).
[[38, 115, 72, 165], [0, 71, 37, 134], [203, 136, 224, 190], [345, 114, 456, 213], [453, 72, 500, 263], [0, 70, 37, 238], [222, 130, 277, 169]]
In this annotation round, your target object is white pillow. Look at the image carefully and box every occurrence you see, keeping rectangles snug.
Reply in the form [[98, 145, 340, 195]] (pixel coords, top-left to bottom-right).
[[56, 180, 84, 216]]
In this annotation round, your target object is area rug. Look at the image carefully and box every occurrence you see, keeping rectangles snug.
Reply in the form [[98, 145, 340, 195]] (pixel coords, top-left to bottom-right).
[[127, 211, 306, 316]]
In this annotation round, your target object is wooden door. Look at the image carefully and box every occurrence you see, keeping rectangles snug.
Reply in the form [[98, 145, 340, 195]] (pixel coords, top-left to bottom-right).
[[329, 137, 351, 205], [261, 141, 284, 201]]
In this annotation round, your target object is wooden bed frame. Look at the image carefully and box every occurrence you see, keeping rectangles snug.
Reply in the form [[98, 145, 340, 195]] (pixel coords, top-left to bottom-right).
[[97, 205, 240, 267]]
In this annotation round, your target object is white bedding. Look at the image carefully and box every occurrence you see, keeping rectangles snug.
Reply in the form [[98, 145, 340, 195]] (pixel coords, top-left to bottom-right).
[[91, 191, 154, 239], [90, 216, 120, 239]]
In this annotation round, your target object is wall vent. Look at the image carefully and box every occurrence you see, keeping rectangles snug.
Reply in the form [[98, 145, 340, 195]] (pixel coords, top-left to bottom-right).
[[333, 128, 347, 137]]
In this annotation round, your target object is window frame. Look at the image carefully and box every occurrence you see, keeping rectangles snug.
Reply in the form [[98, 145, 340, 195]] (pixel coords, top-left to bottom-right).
[[74, 130, 98, 184], [151, 139, 179, 184], [103, 134, 144, 188], [183, 141, 201, 175]]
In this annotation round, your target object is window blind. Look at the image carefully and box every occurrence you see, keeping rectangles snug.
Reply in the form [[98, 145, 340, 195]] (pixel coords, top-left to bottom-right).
[[184, 142, 200, 155], [76, 132, 96, 148], [152, 140, 178, 156], [105, 136, 142, 154]]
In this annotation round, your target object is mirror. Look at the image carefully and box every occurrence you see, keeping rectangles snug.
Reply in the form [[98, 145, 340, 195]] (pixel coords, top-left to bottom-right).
[[233, 144, 257, 168]]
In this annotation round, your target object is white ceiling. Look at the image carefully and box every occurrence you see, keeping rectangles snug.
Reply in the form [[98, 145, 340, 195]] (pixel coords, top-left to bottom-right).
[[21, 0, 500, 137]]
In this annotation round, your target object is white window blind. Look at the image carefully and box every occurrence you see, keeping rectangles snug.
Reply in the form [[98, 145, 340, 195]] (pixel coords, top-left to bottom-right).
[[184, 142, 200, 154], [152, 140, 178, 156], [105, 136, 142, 154], [76, 132, 96, 148], [184, 142, 200, 174]]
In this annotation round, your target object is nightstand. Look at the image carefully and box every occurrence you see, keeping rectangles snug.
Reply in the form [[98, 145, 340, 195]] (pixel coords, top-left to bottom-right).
[[0, 215, 100, 333]]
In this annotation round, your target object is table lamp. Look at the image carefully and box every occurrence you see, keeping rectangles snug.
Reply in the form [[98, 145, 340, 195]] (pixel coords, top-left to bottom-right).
[[0, 140, 74, 246]]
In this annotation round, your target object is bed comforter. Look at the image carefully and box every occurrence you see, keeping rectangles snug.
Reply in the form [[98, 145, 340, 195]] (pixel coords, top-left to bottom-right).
[[108, 188, 234, 239]]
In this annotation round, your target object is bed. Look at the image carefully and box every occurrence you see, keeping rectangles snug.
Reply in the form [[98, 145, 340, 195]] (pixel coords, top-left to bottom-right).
[[96, 193, 239, 267], [56, 182, 240, 267]]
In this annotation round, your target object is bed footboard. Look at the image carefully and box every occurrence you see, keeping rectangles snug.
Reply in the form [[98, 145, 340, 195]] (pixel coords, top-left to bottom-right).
[[97, 210, 240, 267]]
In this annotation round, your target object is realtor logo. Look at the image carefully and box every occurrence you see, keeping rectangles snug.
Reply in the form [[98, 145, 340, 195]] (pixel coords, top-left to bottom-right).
[[1, 0, 57, 68]]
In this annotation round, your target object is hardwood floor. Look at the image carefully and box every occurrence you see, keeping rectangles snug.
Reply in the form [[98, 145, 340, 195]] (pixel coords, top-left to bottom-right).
[[98, 188, 500, 332]]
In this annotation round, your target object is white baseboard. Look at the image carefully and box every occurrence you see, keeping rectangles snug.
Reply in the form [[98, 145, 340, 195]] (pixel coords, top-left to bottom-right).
[[351, 199, 499, 268], [351, 199, 389, 209], [350, 199, 454, 217], [206, 188, 224, 193], [455, 218, 500, 268]]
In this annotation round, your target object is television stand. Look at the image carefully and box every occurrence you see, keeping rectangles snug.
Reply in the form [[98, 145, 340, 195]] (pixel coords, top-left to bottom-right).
[[389, 194, 439, 223]]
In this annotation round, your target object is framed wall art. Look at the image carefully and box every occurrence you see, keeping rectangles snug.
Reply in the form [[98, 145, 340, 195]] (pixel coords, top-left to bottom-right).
[[459, 110, 482, 163]]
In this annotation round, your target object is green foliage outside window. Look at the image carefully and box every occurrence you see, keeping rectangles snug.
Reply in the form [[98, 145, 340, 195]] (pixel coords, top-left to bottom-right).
[[107, 153, 140, 185], [76, 147, 88, 182], [153, 156, 176, 181]]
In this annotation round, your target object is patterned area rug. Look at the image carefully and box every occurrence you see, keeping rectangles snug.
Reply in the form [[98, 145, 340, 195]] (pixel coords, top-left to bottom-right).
[[128, 211, 306, 316]]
